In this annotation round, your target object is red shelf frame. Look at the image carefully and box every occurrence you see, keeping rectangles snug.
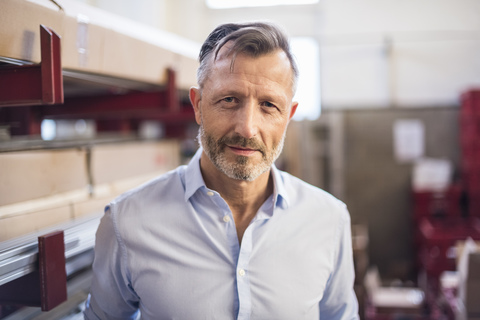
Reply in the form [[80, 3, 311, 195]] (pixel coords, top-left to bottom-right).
[[0, 25, 63, 107], [0, 25, 196, 138], [0, 231, 67, 311]]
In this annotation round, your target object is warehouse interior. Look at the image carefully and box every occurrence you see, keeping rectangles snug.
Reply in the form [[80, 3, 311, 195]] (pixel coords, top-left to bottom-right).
[[1, 0, 480, 319]]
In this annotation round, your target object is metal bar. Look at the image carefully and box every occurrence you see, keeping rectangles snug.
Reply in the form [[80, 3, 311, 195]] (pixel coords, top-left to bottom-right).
[[38, 230, 67, 311], [0, 265, 36, 287], [39, 68, 194, 133], [166, 68, 179, 112], [0, 105, 42, 135], [0, 65, 43, 106], [40, 25, 64, 105], [0, 231, 67, 310], [41, 94, 194, 121], [42, 90, 168, 118], [0, 251, 38, 282], [0, 239, 37, 262], [0, 25, 63, 107], [0, 215, 100, 292]]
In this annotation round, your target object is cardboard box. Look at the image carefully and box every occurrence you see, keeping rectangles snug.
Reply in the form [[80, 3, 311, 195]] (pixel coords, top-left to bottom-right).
[[72, 196, 109, 219], [0, 0, 65, 63], [0, 0, 199, 89], [61, 17, 105, 74], [90, 140, 180, 185], [101, 27, 176, 85], [73, 170, 172, 218], [0, 205, 71, 242], [0, 148, 88, 206], [0, 0, 104, 74]]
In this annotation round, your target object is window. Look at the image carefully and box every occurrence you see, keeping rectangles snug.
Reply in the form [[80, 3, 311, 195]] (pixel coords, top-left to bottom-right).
[[291, 37, 321, 121]]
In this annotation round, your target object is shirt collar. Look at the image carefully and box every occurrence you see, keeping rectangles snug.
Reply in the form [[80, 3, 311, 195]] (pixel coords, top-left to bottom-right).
[[270, 163, 290, 209], [184, 147, 290, 209], [184, 147, 206, 202]]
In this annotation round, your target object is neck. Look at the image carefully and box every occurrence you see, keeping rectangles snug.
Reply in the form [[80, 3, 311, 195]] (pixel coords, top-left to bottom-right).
[[199, 151, 274, 245], [199, 152, 273, 215]]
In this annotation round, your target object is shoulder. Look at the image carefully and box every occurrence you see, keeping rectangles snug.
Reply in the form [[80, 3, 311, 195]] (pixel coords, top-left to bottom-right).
[[108, 165, 187, 215], [281, 171, 346, 207], [278, 170, 349, 222]]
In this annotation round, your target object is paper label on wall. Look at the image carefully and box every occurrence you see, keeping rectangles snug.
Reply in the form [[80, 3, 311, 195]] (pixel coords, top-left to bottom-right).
[[393, 119, 425, 163]]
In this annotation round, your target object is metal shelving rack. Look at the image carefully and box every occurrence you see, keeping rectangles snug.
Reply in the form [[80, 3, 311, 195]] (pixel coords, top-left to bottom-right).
[[0, 25, 196, 139], [0, 214, 101, 318], [0, 24, 196, 316]]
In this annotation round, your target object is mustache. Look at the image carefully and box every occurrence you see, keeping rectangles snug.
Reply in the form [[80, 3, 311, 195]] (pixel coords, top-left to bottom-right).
[[218, 134, 266, 155]]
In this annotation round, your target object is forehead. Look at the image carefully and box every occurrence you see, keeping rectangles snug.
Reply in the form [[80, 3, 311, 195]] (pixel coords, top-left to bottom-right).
[[207, 48, 295, 96]]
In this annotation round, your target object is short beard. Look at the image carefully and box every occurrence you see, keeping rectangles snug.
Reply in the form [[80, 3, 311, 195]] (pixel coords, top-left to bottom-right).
[[197, 124, 285, 182]]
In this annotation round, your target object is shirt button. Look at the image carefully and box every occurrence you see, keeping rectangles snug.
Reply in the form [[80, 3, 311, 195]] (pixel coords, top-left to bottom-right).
[[223, 216, 231, 223], [238, 269, 246, 277], [207, 191, 214, 196]]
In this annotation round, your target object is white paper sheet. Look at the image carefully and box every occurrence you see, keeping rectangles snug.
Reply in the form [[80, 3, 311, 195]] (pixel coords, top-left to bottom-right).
[[393, 119, 425, 163]]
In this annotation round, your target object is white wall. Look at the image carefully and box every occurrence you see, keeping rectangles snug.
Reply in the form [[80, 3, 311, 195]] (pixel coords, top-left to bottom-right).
[[84, 0, 169, 30], [76, 0, 480, 109], [319, 0, 480, 108]]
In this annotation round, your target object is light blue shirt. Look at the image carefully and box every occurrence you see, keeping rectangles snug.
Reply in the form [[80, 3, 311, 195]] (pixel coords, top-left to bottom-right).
[[84, 148, 359, 320]]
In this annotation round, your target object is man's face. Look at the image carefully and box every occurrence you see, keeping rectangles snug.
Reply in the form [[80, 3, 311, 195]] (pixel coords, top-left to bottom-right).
[[190, 48, 298, 181]]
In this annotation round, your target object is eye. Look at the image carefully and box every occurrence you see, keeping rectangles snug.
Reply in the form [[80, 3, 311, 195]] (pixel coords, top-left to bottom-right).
[[222, 97, 237, 103], [261, 101, 277, 109]]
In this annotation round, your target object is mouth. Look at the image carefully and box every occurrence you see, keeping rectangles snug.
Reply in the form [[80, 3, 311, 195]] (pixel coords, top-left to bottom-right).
[[226, 145, 258, 156]]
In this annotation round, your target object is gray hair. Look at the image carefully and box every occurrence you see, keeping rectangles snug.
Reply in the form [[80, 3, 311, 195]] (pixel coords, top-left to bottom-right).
[[197, 22, 298, 93]]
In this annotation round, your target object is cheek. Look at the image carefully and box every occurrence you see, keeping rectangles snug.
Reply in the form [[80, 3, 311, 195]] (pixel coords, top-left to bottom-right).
[[261, 124, 288, 148], [267, 118, 289, 137], [202, 113, 231, 136]]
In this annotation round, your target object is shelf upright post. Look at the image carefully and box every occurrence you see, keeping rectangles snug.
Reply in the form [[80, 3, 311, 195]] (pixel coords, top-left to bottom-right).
[[166, 68, 179, 112], [0, 25, 63, 107], [0, 231, 67, 311], [40, 24, 64, 105]]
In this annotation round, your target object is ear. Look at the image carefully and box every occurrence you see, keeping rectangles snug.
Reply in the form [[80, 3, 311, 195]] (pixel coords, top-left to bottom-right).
[[189, 87, 202, 125], [288, 102, 298, 121]]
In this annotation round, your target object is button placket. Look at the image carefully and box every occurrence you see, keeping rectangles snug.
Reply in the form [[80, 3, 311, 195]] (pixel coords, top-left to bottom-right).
[[236, 223, 254, 320], [206, 188, 250, 318], [205, 190, 233, 226]]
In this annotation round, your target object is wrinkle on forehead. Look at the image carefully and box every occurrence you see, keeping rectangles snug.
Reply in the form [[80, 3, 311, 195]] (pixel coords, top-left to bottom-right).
[[211, 48, 295, 97]]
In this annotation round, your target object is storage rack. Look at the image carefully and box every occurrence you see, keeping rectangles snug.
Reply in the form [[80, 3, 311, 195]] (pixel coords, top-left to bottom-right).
[[0, 25, 196, 138], [0, 22, 196, 315], [0, 214, 101, 317]]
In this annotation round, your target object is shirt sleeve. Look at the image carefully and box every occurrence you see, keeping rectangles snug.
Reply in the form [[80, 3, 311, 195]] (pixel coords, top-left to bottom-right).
[[319, 207, 360, 320], [84, 204, 140, 320]]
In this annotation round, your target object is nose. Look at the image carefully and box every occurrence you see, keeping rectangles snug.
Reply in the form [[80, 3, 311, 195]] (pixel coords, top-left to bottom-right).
[[234, 100, 259, 139]]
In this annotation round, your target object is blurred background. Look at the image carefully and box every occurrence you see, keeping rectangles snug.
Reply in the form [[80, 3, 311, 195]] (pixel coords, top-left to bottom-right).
[[1, 0, 480, 319]]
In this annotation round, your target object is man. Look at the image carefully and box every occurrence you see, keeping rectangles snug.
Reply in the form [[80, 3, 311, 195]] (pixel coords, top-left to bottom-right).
[[84, 22, 359, 320]]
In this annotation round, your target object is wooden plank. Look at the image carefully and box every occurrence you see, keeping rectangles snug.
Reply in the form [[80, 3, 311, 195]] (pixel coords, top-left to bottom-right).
[[91, 140, 180, 185], [0, 149, 88, 206], [0, 205, 71, 242], [0, 0, 199, 88]]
